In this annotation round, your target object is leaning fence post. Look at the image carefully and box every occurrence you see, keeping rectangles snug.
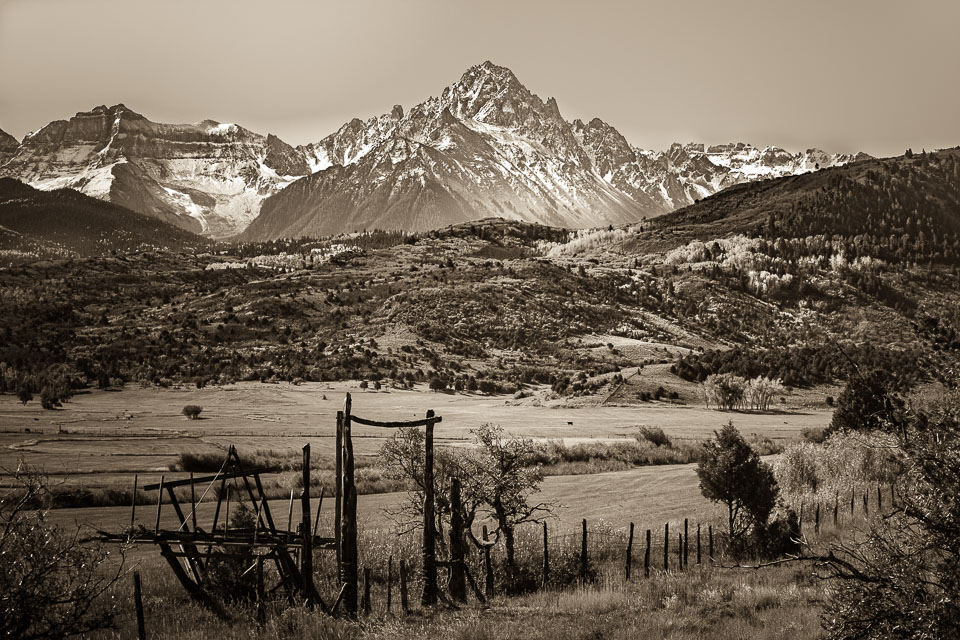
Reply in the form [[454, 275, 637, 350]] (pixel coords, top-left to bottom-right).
[[335, 411, 343, 581], [708, 525, 714, 560], [580, 519, 588, 578], [625, 522, 634, 580], [663, 523, 669, 570], [154, 475, 164, 535], [542, 521, 549, 587], [644, 529, 651, 577], [133, 571, 146, 640], [683, 518, 689, 568]]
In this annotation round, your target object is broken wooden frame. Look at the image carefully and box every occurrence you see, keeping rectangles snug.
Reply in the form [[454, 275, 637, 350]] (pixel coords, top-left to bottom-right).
[[99, 444, 332, 618]]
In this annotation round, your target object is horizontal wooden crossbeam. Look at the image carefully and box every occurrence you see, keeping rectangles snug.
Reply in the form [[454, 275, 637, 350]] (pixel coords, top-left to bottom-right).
[[350, 415, 442, 428], [143, 468, 275, 491]]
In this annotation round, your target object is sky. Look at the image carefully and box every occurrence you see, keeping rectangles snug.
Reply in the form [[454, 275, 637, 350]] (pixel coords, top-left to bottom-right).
[[1, 0, 958, 157]]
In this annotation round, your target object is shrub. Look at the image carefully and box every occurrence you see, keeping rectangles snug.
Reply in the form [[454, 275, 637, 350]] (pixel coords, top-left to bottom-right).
[[182, 405, 203, 420], [636, 426, 672, 448]]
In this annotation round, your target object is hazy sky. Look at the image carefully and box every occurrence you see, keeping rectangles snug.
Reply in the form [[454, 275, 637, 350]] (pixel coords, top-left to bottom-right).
[[1, 0, 958, 157]]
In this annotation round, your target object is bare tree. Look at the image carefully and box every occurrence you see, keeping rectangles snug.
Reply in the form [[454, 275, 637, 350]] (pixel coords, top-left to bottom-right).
[[1, 463, 124, 639]]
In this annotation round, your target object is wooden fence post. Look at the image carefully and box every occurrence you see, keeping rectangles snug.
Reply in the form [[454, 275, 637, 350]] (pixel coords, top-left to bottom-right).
[[625, 522, 634, 580], [542, 521, 549, 587], [483, 524, 494, 599], [708, 525, 713, 560], [580, 519, 588, 578], [683, 518, 688, 568], [129, 474, 138, 541], [154, 475, 164, 535], [833, 492, 839, 526], [663, 523, 669, 570], [697, 524, 701, 564], [133, 571, 146, 640], [422, 409, 438, 607], [863, 491, 869, 516], [815, 503, 821, 535], [301, 443, 314, 608], [335, 412, 343, 581], [340, 395, 358, 617], [850, 490, 855, 516], [448, 478, 466, 603], [256, 556, 265, 625], [889, 483, 895, 507], [678, 533, 683, 569], [644, 529, 651, 578], [399, 559, 410, 614], [362, 567, 371, 615], [877, 484, 882, 513], [387, 556, 393, 614]]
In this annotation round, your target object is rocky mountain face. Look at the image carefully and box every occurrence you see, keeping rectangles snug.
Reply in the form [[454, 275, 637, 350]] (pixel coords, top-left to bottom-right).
[[0, 129, 18, 164], [571, 118, 870, 211], [246, 62, 656, 239], [0, 105, 309, 237], [1, 62, 870, 240]]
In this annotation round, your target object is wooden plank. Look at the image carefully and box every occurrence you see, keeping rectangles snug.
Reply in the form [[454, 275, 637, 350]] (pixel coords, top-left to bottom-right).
[[421, 409, 438, 607], [302, 443, 314, 609], [350, 415, 442, 428], [143, 468, 273, 491]]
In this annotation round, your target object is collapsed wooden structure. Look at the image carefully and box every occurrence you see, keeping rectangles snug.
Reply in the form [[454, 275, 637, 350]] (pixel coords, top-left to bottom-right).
[[99, 392, 445, 619]]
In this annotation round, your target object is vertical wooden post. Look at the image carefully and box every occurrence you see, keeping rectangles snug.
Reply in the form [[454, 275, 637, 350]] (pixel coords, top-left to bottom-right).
[[387, 556, 393, 614], [850, 490, 855, 516], [542, 521, 549, 587], [190, 472, 197, 532], [644, 529, 651, 578], [815, 503, 821, 534], [448, 478, 466, 603], [301, 443, 314, 608], [663, 522, 669, 570], [224, 483, 231, 532], [129, 474, 138, 541], [422, 409, 438, 607], [399, 559, 410, 614], [256, 556, 265, 625], [625, 522, 634, 580], [341, 395, 358, 617], [154, 475, 164, 535], [483, 524, 493, 599], [678, 533, 683, 569], [580, 518, 588, 578], [362, 567, 371, 615], [889, 483, 895, 507], [697, 524, 701, 564], [877, 484, 882, 513], [133, 571, 146, 640], [708, 525, 713, 559], [335, 411, 343, 580], [683, 518, 689, 568], [833, 492, 839, 526], [863, 491, 869, 516]]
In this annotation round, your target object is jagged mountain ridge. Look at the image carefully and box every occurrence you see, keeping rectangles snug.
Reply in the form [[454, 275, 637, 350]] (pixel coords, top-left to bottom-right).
[[0, 105, 309, 238], [1, 62, 869, 239]]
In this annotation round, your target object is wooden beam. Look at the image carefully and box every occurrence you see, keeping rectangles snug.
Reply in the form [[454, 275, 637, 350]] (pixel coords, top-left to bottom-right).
[[350, 415, 442, 428], [143, 468, 274, 491]]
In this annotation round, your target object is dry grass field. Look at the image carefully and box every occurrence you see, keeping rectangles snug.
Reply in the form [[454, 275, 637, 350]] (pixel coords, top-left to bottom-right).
[[1, 381, 832, 544]]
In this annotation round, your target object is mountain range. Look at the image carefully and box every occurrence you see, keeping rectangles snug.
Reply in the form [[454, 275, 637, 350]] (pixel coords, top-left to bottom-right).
[[0, 61, 869, 240]]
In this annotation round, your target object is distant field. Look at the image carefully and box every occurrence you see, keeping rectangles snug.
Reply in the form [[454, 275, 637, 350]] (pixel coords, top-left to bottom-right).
[[1, 381, 831, 539]]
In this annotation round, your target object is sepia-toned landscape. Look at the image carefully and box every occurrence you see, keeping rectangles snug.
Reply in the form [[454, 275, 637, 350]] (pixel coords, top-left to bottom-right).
[[2, 1, 959, 638]]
